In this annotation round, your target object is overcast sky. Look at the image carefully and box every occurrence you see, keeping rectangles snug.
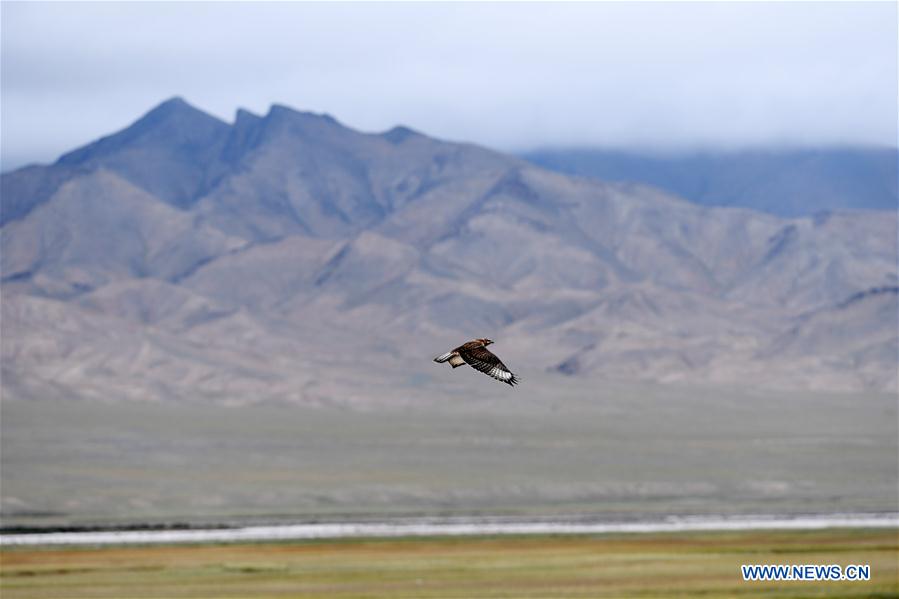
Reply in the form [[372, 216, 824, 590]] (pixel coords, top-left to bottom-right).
[[2, 1, 897, 171]]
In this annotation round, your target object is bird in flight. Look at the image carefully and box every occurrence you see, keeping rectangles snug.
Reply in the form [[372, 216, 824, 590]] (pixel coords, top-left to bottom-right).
[[434, 338, 519, 386]]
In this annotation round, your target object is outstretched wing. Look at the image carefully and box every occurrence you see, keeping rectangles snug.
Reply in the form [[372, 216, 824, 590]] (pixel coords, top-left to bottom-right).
[[460, 346, 519, 386]]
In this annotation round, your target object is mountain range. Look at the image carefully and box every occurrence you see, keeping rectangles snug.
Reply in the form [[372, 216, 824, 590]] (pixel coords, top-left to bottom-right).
[[522, 147, 898, 217], [2, 97, 896, 404]]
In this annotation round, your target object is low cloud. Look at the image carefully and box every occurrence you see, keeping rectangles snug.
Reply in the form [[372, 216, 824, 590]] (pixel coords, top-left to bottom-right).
[[2, 2, 896, 170]]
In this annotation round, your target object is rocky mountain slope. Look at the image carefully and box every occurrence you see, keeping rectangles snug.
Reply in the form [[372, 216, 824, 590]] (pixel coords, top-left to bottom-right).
[[2, 98, 896, 404]]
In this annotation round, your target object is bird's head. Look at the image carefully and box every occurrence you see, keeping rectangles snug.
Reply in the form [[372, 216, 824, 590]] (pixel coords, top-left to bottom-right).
[[480, 338, 494, 346]]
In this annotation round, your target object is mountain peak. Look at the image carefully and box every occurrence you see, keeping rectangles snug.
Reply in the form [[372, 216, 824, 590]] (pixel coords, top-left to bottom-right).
[[154, 95, 190, 111], [57, 97, 228, 167], [220, 108, 265, 164], [137, 96, 218, 123], [265, 104, 340, 126], [50, 97, 231, 208], [235, 108, 262, 124], [382, 126, 421, 145], [127, 96, 226, 135]]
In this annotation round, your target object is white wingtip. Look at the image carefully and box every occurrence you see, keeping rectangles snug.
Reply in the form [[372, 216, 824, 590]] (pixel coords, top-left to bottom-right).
[[434, 352, 454, 363]]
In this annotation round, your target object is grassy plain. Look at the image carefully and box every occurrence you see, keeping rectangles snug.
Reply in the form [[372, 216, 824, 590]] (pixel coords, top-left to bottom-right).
[[3, 383, 896, 528], [2, 528, 897, 598]]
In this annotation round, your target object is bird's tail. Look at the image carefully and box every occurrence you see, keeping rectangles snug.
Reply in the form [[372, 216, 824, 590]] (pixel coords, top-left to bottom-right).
[[433, 351, 455, 363]]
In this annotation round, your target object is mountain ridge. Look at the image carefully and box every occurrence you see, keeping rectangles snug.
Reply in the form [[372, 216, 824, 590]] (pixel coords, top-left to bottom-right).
[[521, 146, 898, 217]]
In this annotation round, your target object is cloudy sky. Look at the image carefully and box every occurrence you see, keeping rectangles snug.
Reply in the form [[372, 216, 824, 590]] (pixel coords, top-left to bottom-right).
[[2, 1, 896, 171]]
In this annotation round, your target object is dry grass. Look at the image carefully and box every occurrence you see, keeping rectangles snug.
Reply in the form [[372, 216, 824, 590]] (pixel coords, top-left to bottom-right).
[[2, 528, 897, 598]]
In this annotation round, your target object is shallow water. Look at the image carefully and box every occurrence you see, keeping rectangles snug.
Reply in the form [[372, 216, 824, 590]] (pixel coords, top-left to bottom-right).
[[3, 512, 897, 546]]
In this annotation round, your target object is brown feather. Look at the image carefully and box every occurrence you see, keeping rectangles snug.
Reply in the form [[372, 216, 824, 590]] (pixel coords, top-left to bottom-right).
[[459, 346, 518, 386]]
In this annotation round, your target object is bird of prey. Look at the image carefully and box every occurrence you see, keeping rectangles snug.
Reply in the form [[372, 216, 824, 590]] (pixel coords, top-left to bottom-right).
[[433, 338, 519, 386]]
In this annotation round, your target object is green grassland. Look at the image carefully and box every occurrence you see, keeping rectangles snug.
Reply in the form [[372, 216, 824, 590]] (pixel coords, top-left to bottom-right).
[[2, 529, 897, 598]]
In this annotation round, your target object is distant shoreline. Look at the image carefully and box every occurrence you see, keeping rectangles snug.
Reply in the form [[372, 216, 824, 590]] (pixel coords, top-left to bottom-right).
[[3, 512, 897, 547]]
